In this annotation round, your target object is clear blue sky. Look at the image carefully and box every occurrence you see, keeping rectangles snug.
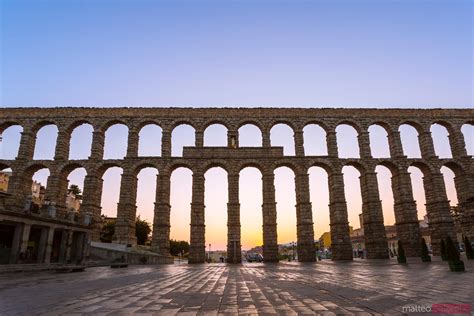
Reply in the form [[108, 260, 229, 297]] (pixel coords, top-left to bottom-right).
[[0, 0, 472, 249], [1, 0, 472, 107]]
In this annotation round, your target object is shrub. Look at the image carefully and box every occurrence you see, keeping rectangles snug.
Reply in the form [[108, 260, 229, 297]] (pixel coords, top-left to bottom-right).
[[397, 240, 406, 264], [421, 238, 431, 262]]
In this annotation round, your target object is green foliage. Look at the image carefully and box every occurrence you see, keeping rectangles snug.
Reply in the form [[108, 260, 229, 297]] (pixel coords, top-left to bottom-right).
[[440, 239, 448, 261], [69, 184, 82, 199], [397, 240, 406, 264], [169, 239, 189, 256], [421, 238, 431, 262], [464, 236, 474, 260], [135, 216, 151, 245], [100, 221, 115, 243]]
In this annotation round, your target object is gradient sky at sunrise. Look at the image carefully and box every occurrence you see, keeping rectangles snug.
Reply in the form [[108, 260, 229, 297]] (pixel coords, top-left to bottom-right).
[[1, 0, 472, 250]]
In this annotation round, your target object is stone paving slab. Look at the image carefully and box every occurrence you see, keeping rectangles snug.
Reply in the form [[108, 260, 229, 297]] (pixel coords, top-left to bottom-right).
[[0, 259, 473, 315]]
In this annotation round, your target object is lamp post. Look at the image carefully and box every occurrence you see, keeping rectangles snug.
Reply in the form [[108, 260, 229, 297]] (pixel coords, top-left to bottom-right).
[[208, 243, 211, 262]]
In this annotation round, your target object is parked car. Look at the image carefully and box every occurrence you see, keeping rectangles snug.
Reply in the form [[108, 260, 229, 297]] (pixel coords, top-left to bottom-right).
[[246, 253, 263, 262]]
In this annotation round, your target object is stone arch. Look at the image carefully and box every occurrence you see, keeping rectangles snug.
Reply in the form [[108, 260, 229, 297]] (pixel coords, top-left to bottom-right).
[[171, 120, 197, 130], [375, 164, 396, 226], [273, 160, 300, 175], [238, 161, 264, 174], [98, 119, 129, 133], [202, 119, 230, 130], [94, 162, 124, 179], [136, 120, 162, 131], [65, 119, 94, 135], [307, 160, 334, 175], [132, 162, 160, 176], [342, 160, 367, 174], [202, 160, 229, 174], [30, 120, 59, 134], [269, 120, 297, 131], [166, 162, 195, 175], [0, 121, 22, 134], [237, 119, 264, 131]]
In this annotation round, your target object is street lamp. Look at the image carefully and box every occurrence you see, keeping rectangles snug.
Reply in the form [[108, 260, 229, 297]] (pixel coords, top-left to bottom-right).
[[208, 243, 211, 262]]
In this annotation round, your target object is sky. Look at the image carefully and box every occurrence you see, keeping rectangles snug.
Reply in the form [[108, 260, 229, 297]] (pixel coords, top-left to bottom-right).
[[1, 0, 473, 250]]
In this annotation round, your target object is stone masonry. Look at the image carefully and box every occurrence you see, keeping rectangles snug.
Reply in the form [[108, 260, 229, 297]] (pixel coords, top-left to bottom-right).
[[0, 107, 473, 263]]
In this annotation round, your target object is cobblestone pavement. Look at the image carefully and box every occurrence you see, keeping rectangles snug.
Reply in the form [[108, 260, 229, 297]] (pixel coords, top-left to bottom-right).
[[0, 258, 473, 315]]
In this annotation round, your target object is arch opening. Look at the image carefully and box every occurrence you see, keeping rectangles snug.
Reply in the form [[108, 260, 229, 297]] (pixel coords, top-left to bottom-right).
[[104, 124, 128, 159], [65, 167, 87, 214], [274, 166, 296, 257], [399, 124, 422, 158], [204, 124, 227, 147], [204, 167, 228, 258], [369, 125, 390, 158], [407, 166, 427, 221], [308, 166, 330, 247], [170, 167, 192, 249], [100, 167, 123, 218], [238, 124, 262, 147], [172, 124, 195, 157], [431, 124, 452, 158], [136, 167, 159, 226], [303, 124, 327, 156], [270, 124, 294, 156], [69, 123, 93, 160], [0, 125, 22, 160], [33, 125, 58, 160], [240, 167, 263, 251], [138, 125, 162, 157], [336, 125, 359, 158]]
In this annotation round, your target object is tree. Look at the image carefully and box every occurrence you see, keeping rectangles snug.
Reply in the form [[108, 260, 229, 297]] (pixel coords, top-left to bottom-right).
[[136, 216, 151, 245], [464, 236, 474, 260], [420, 238, 431, 262], [397, 240, 406, 264], [69, 184, 82, 199], [100, 221, 115, 243], [169, 239, 189, 256]]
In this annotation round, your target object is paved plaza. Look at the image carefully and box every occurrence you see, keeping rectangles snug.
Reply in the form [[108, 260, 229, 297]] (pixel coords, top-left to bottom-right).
[[0, 259, 473, 315]]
